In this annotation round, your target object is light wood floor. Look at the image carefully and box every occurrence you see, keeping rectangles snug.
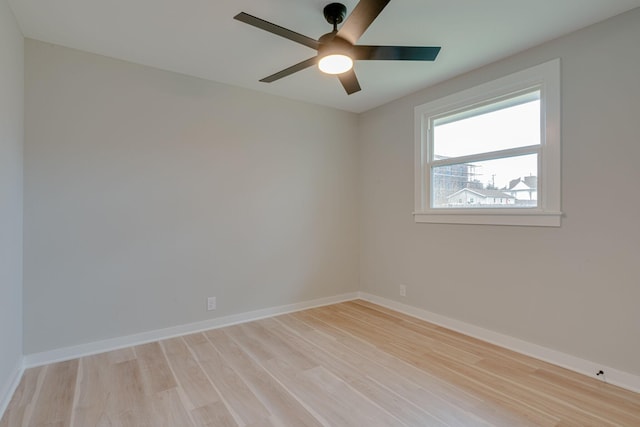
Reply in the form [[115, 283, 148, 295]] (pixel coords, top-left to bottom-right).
[[2, 300, 640, 426]]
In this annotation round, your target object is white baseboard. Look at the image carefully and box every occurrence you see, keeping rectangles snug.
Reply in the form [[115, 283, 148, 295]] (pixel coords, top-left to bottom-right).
[[24, 292, 360, 368], [0, 357, 24, 420], [358, 292, 640, 394]]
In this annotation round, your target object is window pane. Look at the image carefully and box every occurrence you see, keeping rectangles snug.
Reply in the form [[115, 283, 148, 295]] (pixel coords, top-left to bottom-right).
[[433, 92, 540, 159], [431, 154, 538, 208]]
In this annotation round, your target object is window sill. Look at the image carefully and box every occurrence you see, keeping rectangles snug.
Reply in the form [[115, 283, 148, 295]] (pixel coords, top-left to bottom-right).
[[413, 210, 562, 227]]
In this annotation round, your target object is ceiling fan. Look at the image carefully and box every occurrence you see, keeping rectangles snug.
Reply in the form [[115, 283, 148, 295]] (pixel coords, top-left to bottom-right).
[[234, 0, 441, 95]]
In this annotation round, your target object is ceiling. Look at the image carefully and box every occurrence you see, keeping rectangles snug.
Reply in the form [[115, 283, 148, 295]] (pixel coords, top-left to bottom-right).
[[8, 0, 640, 113]]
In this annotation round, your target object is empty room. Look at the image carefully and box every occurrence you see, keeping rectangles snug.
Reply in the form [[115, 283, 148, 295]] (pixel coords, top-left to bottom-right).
[[1, 0, 640, 425]]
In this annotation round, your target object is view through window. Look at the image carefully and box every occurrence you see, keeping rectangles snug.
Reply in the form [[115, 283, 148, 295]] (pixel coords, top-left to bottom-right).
[[430, 90, 540, 209]]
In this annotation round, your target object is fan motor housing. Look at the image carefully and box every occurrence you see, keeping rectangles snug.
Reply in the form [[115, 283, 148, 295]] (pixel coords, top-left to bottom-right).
[[318, 35, 352, 56], [323, 3, 347, 25]]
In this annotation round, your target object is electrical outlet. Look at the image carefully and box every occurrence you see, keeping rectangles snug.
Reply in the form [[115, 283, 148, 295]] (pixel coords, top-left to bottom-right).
[[207, 296, 216, 311], [399, 285, 407, 297]]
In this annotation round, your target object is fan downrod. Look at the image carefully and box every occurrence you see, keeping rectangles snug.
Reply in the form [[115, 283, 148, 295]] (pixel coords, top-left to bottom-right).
[[323, 3, 347, 30]]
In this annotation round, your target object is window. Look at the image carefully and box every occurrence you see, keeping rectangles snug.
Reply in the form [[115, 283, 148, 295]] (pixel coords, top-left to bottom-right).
[[414, 59, 561, 226]]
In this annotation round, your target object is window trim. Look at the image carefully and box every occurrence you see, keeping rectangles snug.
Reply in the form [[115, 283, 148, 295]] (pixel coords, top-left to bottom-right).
[[414, 59, 562, 227]]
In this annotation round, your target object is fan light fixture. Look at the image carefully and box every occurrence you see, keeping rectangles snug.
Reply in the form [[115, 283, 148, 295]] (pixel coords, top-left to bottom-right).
[[318, 54, 353, 74]]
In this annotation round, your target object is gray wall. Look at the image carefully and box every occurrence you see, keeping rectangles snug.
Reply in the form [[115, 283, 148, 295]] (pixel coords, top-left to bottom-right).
[[24, 40, 360, 353], [359, 8, 640, 376], [0, 0, 24, 398]]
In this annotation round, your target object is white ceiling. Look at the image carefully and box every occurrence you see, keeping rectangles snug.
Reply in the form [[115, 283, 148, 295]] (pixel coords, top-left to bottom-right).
[[8, 0, 640, 113]]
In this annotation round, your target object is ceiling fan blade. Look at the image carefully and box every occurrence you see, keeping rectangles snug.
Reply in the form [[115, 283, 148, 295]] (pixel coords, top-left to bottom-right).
[[337, 0, 391, 45], [259, 57, 318, 83], [338, 69, 362, 95], [353, 45, 441, 61], [234, 12, 320, 50]]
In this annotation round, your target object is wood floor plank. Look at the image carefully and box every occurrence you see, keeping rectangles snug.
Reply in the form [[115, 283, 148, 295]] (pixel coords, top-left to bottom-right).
[[149, 388, 196, 427], [29, 360, 78, 426], [304, 306, 563, 426], [337, 305, 597, 425], [160, 337, 220, 410], [3, 300, 640, 427], [234, 320, 422, 426], [103, 358, 153, 426], [340, 301, 639, 426], [266, 315, 478, 427], [348, 302, 639, 423], [71, 354, 110, 426], [259, 317, 448, 424], [350, 300, 545, 368], [190, 401, 238, 427], [234, 322, 316, 371], [527, 368, 640, 425], [0, 366, 47, 427], [338, 301, 640, 426], [184, 332, 269, 426], [338, 302, 486, 365], [132, 342, 176, 395], [284, 311, 538, 427], [245, 417, 278, 427], [204, 329, 323, 427]]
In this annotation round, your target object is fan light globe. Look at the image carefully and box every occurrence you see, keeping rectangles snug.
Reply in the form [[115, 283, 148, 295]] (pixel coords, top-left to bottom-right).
[[318, 54, 353, 74]]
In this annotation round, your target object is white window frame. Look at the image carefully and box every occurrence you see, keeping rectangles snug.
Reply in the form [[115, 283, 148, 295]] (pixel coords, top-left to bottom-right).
[[414, 59, 562, 227]]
